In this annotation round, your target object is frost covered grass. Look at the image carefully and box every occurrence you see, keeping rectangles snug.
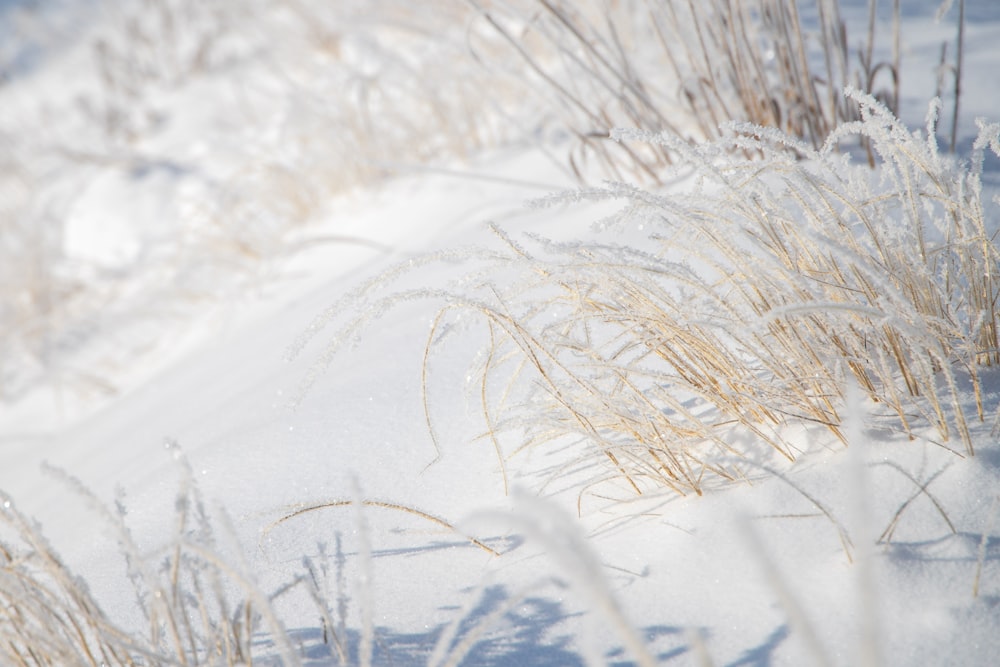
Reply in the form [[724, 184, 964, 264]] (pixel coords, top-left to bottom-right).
[[296, 92, 1000, 498], [0, 449, 499, 667], [0, 452, 559, 666], [0, 449, 308, 666]]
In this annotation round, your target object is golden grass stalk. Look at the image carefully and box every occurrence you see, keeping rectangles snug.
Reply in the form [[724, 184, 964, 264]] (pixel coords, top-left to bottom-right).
[[263, 499, 502, 557]]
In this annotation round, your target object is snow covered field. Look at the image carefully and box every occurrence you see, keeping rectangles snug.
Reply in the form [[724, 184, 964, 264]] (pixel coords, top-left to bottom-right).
[[2, 1, 1000, 665]]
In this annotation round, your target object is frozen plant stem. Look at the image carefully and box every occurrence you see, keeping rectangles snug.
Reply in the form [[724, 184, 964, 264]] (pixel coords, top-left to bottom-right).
[[951, 0, 965, 152]]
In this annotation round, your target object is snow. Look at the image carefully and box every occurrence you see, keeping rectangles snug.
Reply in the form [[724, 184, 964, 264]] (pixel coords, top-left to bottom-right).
[[2, 1, 1000, 665]]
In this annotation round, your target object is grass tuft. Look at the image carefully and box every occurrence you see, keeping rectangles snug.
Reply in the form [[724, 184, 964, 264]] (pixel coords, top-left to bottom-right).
[[0, 447, 300, 666], [465, 0, 945, 182], [300, 92, 999, 499]]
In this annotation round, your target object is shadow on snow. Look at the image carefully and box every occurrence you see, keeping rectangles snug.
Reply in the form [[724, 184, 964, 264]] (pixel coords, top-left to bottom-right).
[[254, 583, 701, 666]]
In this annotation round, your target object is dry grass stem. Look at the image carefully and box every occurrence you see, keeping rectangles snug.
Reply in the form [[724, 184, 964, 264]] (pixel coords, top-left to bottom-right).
[[265, 499, 502, 557]]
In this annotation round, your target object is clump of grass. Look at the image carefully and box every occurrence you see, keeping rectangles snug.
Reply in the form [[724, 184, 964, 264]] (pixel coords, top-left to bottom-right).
[[0, 443, 507, 665], [511, 92, 998, 492], [0, 491, 145, 666], [512, 92, 998, 491], [466, 0, 970, 182], [0, 448, 302, 666], [295, 92, 999, 498]]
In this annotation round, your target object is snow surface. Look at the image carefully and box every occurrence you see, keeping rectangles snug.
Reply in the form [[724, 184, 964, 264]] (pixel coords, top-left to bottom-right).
[[2, 1, 1000, 665]]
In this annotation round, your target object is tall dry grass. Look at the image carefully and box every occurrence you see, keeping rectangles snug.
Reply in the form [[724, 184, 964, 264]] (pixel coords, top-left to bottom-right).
[[466, 0, 971, 181], [489, 93, 999, 494], [295, 92, 999, 499], [0, 445, 509, 666], [0, 451, 305, 666]]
